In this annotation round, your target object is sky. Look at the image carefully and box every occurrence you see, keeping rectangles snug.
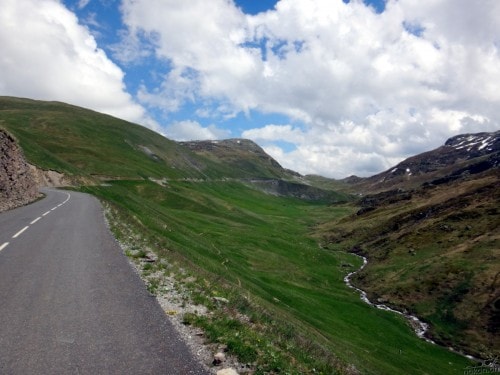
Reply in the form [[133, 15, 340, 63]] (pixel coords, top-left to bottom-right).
[[1, 0, 499, 178]]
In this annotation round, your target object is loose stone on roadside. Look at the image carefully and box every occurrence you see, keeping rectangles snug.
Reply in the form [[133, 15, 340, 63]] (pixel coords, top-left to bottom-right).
[[213, 352, 226, 366], [213, 296, 229, 304], [142, 253, 156, 263], [216, 369, 239, 375], [102, 204, 255, 374]]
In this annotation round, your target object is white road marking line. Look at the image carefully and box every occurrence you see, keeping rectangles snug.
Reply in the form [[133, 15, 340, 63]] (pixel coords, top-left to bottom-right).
[[1, 192, 73, 254], [63, 192, 71, 204], [30, 217, 42, 225], [36, 192, 71, 221], [12, 226, 29, 239]]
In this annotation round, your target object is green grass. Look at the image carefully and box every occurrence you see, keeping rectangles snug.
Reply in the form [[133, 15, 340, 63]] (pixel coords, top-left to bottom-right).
[[82, 180, 472, 374], [0, 97, 233, 179], [0, 97, 299, 181]]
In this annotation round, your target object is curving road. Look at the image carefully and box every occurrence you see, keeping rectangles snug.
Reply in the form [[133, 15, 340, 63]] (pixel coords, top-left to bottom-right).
[[0, 189, 208, 374]]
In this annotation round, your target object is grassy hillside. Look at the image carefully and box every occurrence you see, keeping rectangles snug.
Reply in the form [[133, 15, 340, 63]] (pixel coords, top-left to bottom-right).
[[0, 97, 199, 178], [319, 171, 499, 359], [0, 96, 299, 180], [179, 138, 291, 180], [0, 96, 474, 374]]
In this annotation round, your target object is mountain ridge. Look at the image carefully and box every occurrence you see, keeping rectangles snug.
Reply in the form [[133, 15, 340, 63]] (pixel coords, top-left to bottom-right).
[[0, 96, 346, 203], [0, 97, 294, 181], [344, 130, 499, 193]]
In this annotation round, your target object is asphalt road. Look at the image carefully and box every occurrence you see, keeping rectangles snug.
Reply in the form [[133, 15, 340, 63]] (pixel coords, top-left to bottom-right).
[[0, 188, 208, 374]]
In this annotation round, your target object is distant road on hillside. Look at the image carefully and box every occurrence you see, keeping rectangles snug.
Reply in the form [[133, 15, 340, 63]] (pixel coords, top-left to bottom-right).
[[0, 188, 208, 374]]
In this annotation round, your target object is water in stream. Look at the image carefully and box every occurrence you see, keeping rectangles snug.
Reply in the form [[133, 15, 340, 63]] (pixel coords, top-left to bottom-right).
[[343, 254, 434, 343]]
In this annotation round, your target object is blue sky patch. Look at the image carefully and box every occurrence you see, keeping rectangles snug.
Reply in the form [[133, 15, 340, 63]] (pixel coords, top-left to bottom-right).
[[236, 0, 279, 14], [403, 21, 425, 37]]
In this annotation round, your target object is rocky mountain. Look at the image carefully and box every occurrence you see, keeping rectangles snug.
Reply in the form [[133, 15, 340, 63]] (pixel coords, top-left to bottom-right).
[[178, 138, 292, 179], [350, 130, 499, 193], [0, 128, 39, 212]]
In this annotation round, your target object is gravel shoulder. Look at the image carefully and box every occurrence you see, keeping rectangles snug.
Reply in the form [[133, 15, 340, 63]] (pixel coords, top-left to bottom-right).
[[102, 201, 245, 374]]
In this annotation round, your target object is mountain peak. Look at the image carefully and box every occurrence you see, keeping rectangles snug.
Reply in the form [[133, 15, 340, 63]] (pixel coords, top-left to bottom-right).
[[444, 131, 499, 155], [178, 138, 288, 179], [350, 130, 499, 192], [179, 138, 264, 153]]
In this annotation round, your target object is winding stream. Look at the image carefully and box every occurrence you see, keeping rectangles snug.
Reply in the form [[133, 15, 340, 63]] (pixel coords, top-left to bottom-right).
[[344, 254, 435, 343], [344, 254, 480, 361]]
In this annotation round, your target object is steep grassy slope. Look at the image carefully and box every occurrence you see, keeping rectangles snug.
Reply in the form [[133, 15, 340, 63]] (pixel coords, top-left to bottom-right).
[[0, 97, 206, 179], [0, 96, 473, 373], [1, 96, 305, 181]]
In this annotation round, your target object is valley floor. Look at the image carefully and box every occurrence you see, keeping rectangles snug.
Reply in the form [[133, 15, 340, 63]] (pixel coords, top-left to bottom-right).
[[83, 180, 474, 374]]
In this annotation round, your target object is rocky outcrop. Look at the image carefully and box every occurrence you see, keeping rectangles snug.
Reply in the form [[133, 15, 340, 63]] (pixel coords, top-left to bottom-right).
[[0, 129, 39, 212], [29, 165, 69, 187], [247, 178, 347, 203]]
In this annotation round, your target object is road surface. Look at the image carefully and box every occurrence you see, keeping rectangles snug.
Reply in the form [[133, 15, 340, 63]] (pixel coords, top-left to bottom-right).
[[0, 188, 208, 374]]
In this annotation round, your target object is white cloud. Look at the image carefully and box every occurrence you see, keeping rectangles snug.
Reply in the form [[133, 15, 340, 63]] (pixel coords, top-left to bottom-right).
[[119, 0, 500, 177], [397, 0, 500, 47], [5, 0, 495, 178], [0, 0, 154, 128], [78, 0, 90, 9], [243, 123, 395, 177], [242, 124, 305, 144], [164, 120, 231, 141], [109, 28, 156, 65], [136, 67, 201, 114]]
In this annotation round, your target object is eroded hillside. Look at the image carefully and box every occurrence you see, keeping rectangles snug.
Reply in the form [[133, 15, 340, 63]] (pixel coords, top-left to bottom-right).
[[0, 128, 38, 211]]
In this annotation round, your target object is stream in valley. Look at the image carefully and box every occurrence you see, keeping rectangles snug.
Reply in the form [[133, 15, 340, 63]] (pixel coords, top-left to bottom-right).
[[343, 254, 480, 361], [344, 254, 434, 343]]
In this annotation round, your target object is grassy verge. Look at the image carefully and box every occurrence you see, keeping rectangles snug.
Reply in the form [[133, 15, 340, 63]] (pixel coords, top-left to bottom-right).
[[81, 179, 472, 374]]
